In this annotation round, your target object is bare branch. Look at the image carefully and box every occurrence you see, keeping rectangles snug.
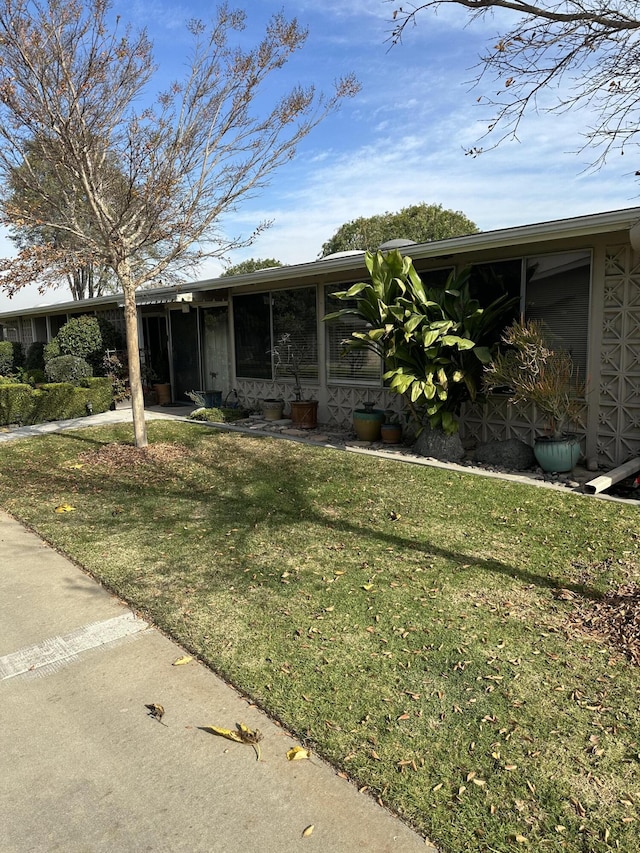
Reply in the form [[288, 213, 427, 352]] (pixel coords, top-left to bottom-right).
[[388, 0, 640, 165]]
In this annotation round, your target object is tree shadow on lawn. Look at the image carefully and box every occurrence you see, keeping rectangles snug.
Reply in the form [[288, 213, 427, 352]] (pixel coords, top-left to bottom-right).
[[22, 430, 606, 607]]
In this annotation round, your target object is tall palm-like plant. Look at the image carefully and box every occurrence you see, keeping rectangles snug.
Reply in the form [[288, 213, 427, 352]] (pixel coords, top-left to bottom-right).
[[324, 250, 516, 434]]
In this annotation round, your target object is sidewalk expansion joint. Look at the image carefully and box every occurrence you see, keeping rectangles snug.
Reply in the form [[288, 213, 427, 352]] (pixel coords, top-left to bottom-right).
[[0, 611, 149, 682]]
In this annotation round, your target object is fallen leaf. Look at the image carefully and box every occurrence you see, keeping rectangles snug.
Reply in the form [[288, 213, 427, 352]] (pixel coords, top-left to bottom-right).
[[432, 783, 443, 792], [54, 503, 75, 513], [172, 655, 193, 666], [145, 703, 167, 725], [287, 746, 311, 761], [362, 583, 374, 591], [514, 835, 528, 844], [302, 824, 314, 837]]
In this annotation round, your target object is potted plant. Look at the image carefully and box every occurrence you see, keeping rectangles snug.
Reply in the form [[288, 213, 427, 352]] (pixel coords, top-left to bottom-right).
[[483, 319, 585, 472], [270, 333, 318, 429]]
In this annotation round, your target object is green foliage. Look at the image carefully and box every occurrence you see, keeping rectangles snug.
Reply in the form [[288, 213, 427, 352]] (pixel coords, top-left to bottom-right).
[[56, 315, 103, 361], [188, 406, 248, 422], [25, 341, 46, 372], [221, 258, 282, 276], [10, 341, 24, 369], [0, 340, 13, 374], [320, 202, 478, 256], [0, 383, 33, 424], [325, 250, 516, 434], [484, 319, 585, 438], [96, 317, 124, 353], [22, 368, 46, 385], [0, 376, 112, 425], [43, 338, 61, 363], [45, 355, 93, 383]]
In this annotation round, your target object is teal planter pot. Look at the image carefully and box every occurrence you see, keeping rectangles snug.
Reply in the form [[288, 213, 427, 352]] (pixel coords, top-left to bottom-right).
[[533, 435, 581, 473], [353, 408, 384, 442]]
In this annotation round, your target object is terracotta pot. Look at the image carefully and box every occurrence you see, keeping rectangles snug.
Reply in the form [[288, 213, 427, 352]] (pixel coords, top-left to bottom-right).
[[290, 399, 318, 429], [380, 423, 402, 444], [153, 383, 171, 405]]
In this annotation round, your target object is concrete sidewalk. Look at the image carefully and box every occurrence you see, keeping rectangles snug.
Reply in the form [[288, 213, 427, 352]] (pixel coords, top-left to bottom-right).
[[0, 509, 433, 853]]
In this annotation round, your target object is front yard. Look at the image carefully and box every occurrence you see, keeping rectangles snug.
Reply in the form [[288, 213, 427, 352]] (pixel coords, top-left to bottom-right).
[[0, 420, 638, 852]]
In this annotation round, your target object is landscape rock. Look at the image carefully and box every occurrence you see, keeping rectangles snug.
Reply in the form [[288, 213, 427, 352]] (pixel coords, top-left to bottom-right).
[[472, 438, 535, 470], [473, 438, 536, 471], [412, 427, 465, 462]]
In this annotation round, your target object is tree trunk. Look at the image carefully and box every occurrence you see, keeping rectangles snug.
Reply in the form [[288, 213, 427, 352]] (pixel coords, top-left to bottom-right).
[[121, 275, 147, 449]]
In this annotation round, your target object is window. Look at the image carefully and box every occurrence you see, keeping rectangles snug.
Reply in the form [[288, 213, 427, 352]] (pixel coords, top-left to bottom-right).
[[233, 293, 271, 379], [272, 288, 318, 383], [525, 251, 591, 378], [324, 285, 383, 385], [233, 287, 318, 381]]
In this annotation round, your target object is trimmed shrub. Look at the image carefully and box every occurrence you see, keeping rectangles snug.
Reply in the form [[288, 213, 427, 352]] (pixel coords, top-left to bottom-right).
[[10, 341, 24, 370], [0, 377, 112, 425], [25, 341, 46, 372], [22, 369, 46, 385], [0, 340, 14, 375], [0, 383, 33, 425], [45, 355, 93, 383], [43, 338, 61, 364], [57, 316, 102, 361]]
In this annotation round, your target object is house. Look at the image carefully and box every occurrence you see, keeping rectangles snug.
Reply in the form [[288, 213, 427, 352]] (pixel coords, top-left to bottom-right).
[[1, 207, 639, 470]]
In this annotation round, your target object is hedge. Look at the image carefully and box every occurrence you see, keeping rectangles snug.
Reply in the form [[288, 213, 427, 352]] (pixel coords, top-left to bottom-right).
[[0, 377, 112, 426]]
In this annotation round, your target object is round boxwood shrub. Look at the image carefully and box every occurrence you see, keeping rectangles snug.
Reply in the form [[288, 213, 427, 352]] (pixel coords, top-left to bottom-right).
[[43, 338, 61, 364], [57, 316, 103, 361], [45, 355, 93, 383]]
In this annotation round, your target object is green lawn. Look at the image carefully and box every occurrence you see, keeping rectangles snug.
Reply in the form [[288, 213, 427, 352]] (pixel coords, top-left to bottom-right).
[[1, 420, 639, 853]]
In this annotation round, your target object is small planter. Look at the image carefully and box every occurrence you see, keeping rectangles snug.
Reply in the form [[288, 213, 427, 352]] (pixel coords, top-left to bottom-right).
[[533, 434, 581, 473], [153, 383, 171, 406], [262, 398, 284, 421], [380, 422, 402, 444], [290, 399, 318, 429], [353, 406, 384, 442]]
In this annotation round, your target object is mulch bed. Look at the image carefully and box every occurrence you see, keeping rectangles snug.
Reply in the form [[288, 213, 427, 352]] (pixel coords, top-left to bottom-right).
[[78, 442, 190, 471], [568, 584, 640, 666]]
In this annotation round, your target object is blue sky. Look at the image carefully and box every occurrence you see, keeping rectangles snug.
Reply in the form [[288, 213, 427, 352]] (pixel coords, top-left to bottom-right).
[[0, 0, 636, 311]]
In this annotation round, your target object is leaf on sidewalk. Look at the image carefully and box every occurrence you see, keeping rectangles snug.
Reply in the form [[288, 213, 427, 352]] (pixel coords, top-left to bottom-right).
[[201, 722, 263, 759], [287, 746, 311, 761], [172, 655, 193, 666], [302, 825, 314, 837], [145, 703, 167, 725]]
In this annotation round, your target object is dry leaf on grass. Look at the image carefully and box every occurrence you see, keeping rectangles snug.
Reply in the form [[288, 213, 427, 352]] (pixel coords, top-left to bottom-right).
[[54, 503, 75, 513]]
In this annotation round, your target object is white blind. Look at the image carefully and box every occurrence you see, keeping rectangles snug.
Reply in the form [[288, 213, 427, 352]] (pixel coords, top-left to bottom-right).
[[324, 286, 382, 385]]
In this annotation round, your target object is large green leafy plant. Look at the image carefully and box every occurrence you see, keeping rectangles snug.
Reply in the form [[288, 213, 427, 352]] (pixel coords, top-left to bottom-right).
[[325, 250, 515, 434]]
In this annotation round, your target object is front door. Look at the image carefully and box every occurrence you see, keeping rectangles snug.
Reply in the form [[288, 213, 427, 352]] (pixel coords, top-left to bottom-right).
[[169, 308, 201, 402]]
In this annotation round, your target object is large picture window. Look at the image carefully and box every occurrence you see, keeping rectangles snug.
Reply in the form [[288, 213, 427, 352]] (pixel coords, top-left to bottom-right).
[[233, 287, 318, 381], [525, 251, 591, 378]]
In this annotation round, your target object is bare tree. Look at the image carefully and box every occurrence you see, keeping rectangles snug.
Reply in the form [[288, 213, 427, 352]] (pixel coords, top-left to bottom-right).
[[0, 0, 359, 447], [389, 1, 640, 164]]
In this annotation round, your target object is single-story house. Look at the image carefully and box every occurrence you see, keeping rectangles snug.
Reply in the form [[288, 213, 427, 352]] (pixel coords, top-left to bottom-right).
[[1, 206, 639, 470]]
